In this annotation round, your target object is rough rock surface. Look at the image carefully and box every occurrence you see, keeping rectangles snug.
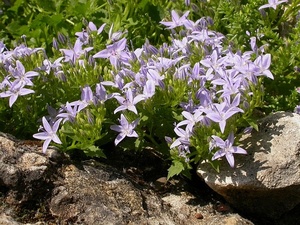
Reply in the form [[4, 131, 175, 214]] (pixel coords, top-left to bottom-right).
[[0, 132, 253, 225], [197, 112, 300, 224]]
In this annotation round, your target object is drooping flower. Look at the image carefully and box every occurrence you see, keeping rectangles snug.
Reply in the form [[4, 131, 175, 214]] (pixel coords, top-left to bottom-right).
[[110, 114, 139, 145], [210, 132, 247, 168], [33, 117, 62, 153]]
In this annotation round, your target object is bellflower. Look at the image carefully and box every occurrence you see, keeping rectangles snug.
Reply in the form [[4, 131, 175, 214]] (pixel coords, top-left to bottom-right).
[[170, 126, 192, 149], [57, 102, 81, 123], [254, 54, 274, 79], [259, 0, 288, 10], [33, 117, 63, 153], [137, 79, 156, 100], [88, 22, 106, 35], [93, 38, 130, 68], [9, 60, 39, 86], [202, 102, 244, 133], [176, 109, 204, 131], [110, 114, 139, 145], [69, 85, 94, 111], [0, 82, 34, 107], [60, 39, 93, 64], [42, 57, 64, 75], [160, 10, 190, 29], [114, 88, 143, 114], [210, 132, 247, 168]]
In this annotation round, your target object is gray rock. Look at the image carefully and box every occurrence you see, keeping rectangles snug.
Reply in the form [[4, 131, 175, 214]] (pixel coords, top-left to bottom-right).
[[197, 112, 300, 221], [0, 132, 253, 225]]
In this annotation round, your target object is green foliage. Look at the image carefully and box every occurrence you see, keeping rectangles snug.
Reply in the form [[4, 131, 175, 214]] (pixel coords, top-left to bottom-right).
[[0, 0, 190, 54], [1, 0, 300, 179]]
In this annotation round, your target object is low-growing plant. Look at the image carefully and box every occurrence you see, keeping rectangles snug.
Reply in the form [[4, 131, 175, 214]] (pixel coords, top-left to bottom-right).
[[3, 0, 300, 179], [0, 4, 276, 178], [185, 0, 300, 113]]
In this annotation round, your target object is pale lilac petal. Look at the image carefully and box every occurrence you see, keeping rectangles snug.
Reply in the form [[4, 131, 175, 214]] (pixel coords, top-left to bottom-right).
[[19, 88, 34, 96], [52, 118, 62, 133], [42, 117, 52, 134], [219, 120, 226, 133], [88, 22, 97, 31], [127, 130, 138, 138], [52, 134, 62, 144], [9, 94, 18, 107], [110, 125, 122, 132], [232, 146, 247, 154], [93, 49, 111, 58], [212, 149, 226, 160], [225, 153, 235, 168], [119, 114, 128, 127], [170, 139, 181, 149], [97, 23, 106, 35], [32, 132, 49, 140], [206, 113, 221, 123], [115, 133, 125, 145], [42, 139, 51, 153], [127, 105, 138, 114], [211, 135, 225, 147], [227, 132, 234, 145]]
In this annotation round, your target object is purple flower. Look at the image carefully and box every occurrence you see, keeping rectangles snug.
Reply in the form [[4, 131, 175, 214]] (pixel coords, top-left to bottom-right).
[[114, 88, 143, 114], [176, 109, 204, 131], [9, 60, 39, 86], [160, 10, 190, 29], [210, 132, 247, 168], [254, 54, 274, 79], [110, 114, 139, 145], [57, 102, 81, 123], [137, 79, 156, 100], [33, 117, 62, 153], [0, 82, 35, 107], [94, 83, 116, 103], [42, 57, 64, 75], [202, 102, 244, 133], [259, 0, 288, 10], [200, 50, 225, 80], [88, 22, 106, 35], [93, 38, 130, 68], [170, 126, 192, 149], [60, 39, 93, 64]]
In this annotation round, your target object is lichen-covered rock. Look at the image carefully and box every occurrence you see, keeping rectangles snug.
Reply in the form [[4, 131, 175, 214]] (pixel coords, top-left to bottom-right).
[[197, 112, 300, 222], [0, 132, 253, 225]]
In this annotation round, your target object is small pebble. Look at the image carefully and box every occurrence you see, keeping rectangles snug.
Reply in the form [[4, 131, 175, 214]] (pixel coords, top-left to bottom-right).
[[195, 212, 204, 219]]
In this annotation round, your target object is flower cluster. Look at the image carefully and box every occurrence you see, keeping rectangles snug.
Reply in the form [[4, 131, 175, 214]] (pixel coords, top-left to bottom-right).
[[0, 45, 40, 107], [0, 10, 274, 177]]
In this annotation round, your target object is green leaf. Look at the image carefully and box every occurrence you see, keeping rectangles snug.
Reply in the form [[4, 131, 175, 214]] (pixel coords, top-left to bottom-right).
[[167, 161, 185, 180], [84, 145, 106, 158], [245, 117, 259, 131]]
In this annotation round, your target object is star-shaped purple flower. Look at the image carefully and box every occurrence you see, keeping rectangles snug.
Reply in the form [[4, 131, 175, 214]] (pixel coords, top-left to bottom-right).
[[110, 114, 139, 145], [210, 132, 247, 168], [33, 117, 62, 153]]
